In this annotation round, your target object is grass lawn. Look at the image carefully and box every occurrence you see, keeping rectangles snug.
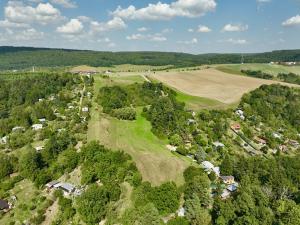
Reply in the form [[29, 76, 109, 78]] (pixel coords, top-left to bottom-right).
[[216, 63, 300, 76], [175, 89, 230, 111], [0, 179, 47, 224], [88, 74, 193, 186]]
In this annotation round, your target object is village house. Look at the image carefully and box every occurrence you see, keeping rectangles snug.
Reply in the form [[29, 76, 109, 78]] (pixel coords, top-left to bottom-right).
[[0, 199, 11, 212], [273, 133, 282, 139], [279, 145, 288, 153], [221, 189, 231, 200], [235, 109, 245, 120], [187, 119, 196, 125], [231, 124, 241, 132], [0, 136, 8, 145], [12, 126, 25, 132], [220, 176, 235, 185], [213, 141, 225, 149], [39, 118, 46, 123], [254, 136, 267, 145], [201, 161, 220, 176], [166, 145, 177, 152], [46, 181, 76, 196], [35, 146, 44, 152], [177, 207, 185, 217], [82, 107, 89, 112], [32, 124, 43, 131], [289, 140, 299, 148], [46, 180, 60, 190]]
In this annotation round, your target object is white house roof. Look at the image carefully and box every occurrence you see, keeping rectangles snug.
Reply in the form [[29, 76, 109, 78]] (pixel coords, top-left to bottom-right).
[[201, 161, 215, 170], [213, 142, 225, 148]]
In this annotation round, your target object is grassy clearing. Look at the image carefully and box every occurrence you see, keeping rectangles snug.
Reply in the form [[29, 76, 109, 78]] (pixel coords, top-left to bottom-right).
[[88, 107, 191, 186], [216, 63, 300, 76], [88, 75, 193, 186], [0, 179, 47, 224]]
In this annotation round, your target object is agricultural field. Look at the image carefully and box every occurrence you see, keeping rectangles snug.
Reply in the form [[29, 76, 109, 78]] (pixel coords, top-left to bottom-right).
[[71, 64, 173, 74], [216, 63, 300, 76], [151, 68, 297, 104]]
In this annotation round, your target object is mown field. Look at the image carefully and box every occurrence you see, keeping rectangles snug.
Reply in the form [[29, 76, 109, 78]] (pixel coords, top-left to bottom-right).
[[216, 63, 300, 76], [151, 68, 298, 104], [87, 75, 193, 186]]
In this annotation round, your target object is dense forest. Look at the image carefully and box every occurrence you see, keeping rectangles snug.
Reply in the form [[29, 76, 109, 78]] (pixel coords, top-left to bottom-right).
[[240, 84, 300, 132], [0, 46, 300, 70]]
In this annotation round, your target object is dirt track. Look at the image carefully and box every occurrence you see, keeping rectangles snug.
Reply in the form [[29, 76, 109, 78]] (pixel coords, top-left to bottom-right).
[[151, 68, 297, 104]]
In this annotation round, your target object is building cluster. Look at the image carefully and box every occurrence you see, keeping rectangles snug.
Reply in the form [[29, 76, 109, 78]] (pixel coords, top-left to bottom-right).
[[46, 181, 83, 197], [201, 161, 239, 200]]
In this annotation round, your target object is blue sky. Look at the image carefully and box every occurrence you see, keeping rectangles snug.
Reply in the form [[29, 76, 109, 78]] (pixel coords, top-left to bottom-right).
[[0, 0, 299, 53]]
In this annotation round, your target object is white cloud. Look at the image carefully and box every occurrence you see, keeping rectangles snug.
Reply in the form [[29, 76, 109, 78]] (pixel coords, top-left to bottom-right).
[[0, 19, 29, 28], [188, 28, 194, 32], [126, 33, 167, 42], [257, 0, 271, 3], [137, 27, 148, 32], [50, 0, 77, 8], [282, 15, 300, 27], [198, 25, 211, 32], [178, 38, 198, 44], [90, 17, 126, 33], [14, 28, 44, 41], [4, 1, 63, 25], [162, 28, 173, 33], [97, 38, 116, 48], [112, 0, 217, 21], [222, 23, 248, 32], [57, 18, 83, 34], [223, 38, 248, 44]]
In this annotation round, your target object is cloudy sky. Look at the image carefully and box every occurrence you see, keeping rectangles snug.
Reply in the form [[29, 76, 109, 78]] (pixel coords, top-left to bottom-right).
[[0, 0, 299, 53]]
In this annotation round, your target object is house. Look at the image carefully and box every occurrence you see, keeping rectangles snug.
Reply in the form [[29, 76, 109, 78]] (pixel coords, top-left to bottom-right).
[[58, 183, 76, 195], [279, 145, 288, 153], [166, 145, 177, 152], [201, 161, 215, 171], [201, 161, 220, 176], [35, 146, 44, 152], [220, 176, 235, 185], [213, 167, 220, 177], [46, 180, 60, 190], [0, 199, 10, 212], [187, 119, 196, 125], [231, 124, 241, 131], [39, 118, 46, 123], [177, 207, 185, 217], [235, 109, 245, 120], [213, 141, 225, 149], [221, 189, 231, 199], [82, 107, 89, 112], [254, 136, 267, 145], [273, 133, 282, 139], [52, 182, 76, 195], [289, 140, 299, 148], [12, 126, 25, 132], [227, 183, 239, 192], [32, 124, 43, 131], [0, 136, 8, 145]]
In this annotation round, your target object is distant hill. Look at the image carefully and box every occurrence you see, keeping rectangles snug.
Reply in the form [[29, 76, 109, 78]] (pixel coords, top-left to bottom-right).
[[0, 46, 299, 70]]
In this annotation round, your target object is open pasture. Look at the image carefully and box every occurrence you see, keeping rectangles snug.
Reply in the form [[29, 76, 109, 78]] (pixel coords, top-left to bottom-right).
[[216, 63, 300, 76], [151, 68, 297, 104]]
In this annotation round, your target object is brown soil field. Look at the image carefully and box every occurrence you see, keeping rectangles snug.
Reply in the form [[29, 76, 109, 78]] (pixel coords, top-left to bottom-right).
[[151, 68, 298, 104]]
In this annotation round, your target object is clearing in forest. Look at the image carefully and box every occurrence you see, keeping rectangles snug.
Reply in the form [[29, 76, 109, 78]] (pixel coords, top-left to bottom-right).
[[87, 75, 192, 186], [151, 68, 296, 104]]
